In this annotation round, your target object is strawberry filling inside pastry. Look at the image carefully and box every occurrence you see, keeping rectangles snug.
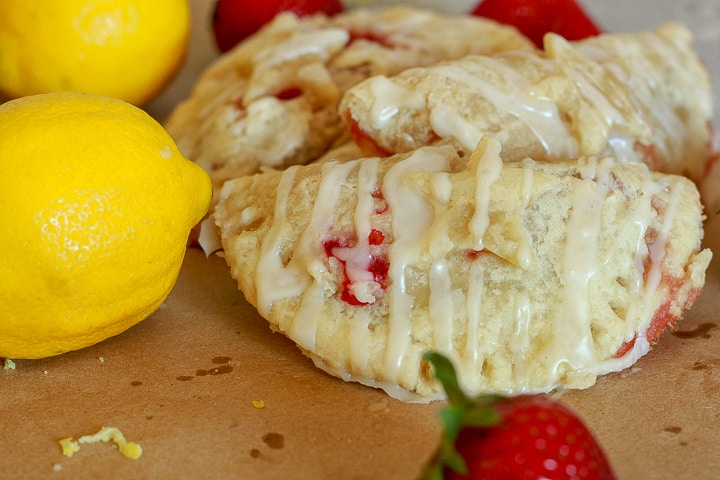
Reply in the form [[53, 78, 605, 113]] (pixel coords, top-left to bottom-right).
[[323, 230, 389, 306]]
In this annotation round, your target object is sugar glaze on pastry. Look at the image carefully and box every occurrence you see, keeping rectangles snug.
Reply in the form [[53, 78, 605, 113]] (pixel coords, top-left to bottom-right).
[[341, 24, 712, 182], [165, 6, 532, 200], [214, 137, 711, 402]]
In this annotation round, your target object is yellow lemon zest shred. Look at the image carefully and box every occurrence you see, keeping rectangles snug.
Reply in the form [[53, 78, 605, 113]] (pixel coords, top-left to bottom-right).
[[59, 437, 80, 457], [59, 426, 143, 460]]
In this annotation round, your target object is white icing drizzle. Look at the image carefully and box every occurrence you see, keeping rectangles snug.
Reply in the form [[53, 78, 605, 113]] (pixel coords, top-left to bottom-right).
[[567, 160, 679, 378], [601, 172, 663, 347], [463, 259, 485, 366], [575, 29, 700, 166], [469, 138, 504, 250], [291, 283, 329, 352], [425, 171, 456, 261], [427, 59, 578, 158], [429, 260, 454, 352], [381, 148, 453, 383], [253, 28, 349, 68], [521, 159, 536, 205], [637, 178, 683, 329], [289, 160, 358, 350], [332, 159, 381, 305], [429, 171, 453, 206], [509, 291, 533, 389], [354, 27, 709, 175], [429, 104, 483, 152], [256, 166, 309, 316], [367, 76, 426, 130], [636, 36, 689, 159], [582, 334, 650, 377], [607, 129, 638, 164], [516, 161, 537, 270], [543, 158, 612, 377], [556, 57, 624, 130], [344, 159, 382, 377]]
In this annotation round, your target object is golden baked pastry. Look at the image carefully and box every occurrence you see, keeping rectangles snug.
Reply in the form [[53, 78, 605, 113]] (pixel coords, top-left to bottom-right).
[[213, 137, 711, 401], [164, 6, 533, 198], [340, 24, 712, 182]]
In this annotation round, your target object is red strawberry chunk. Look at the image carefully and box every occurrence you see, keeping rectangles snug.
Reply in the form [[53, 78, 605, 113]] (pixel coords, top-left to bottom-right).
[[368, 228, 385, 246], [347, 117, 393, 158], [348, 29, 394, 49], [212, 0, 344, 52], [275, 87, 304, 100], [322, 230, 389, 306], [615, 280, 704, 358], [469, 0, 602, 48]]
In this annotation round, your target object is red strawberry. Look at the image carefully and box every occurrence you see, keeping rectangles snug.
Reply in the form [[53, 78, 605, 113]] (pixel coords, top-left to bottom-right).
[[469, 0, 602, 48], [421, 352, 616, 480], [212, 0, 345, 52], [322, 229, 389, 306]]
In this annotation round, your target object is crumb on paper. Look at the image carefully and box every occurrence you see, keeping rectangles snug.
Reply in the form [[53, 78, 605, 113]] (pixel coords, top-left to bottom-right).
[[98, 356, 105, 363], [252, 400, 266, 409], [59, 437, 80, 457], [620, 366, 643, 378], [59, 426, 143, 460], [3, 358, 15, 370], [52, 463, 62, 472]]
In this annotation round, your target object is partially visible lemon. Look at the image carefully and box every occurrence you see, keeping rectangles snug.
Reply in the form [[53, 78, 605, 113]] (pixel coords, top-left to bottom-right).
[[0, 92, 212, 359], [0, 0, 190, 106]]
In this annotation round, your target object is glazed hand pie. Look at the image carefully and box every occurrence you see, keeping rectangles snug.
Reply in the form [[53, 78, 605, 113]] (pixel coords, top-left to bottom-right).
[[213, 137, 711, 401], [340, 24, 712, 182], [176, 7, 714, 402], [164, 6, 532, 198]]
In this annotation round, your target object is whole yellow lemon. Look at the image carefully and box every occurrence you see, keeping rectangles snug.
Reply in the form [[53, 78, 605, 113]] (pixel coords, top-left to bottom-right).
[[0, 92, 212, 359], [0, 0, 190, 106]]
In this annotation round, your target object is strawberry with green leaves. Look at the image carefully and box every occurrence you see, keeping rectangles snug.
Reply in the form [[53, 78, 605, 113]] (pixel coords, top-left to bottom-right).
[[212, 0, 344, 52], [421, 352, 616, 480], [469, 0, 602, 48]]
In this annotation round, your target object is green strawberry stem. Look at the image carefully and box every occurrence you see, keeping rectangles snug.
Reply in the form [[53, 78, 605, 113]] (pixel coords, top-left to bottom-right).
[[420, 352, 503, 480], [424, 352, 469, 407]]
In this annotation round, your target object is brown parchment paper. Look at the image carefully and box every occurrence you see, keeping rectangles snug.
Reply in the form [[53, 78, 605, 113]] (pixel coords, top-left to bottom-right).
[[2, 1, 720, 479], [2, 233, 719, 480]]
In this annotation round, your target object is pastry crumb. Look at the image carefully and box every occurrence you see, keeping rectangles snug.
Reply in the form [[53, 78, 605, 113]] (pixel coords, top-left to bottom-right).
[[59, 437, 81, 457], [3, 358, 15, 370], [59, 426, 142, 460], [252, 400, 266, 409]]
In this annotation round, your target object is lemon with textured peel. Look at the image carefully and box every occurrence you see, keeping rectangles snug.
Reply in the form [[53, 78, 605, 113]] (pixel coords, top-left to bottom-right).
[[0, 92, 212, 359], [0, 0, 190, 106]]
